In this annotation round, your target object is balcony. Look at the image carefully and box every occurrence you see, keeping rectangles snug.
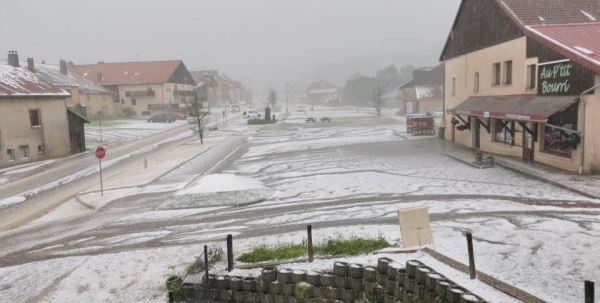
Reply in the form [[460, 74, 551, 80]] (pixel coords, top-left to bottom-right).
[[174, 90, 194, 97], [126, 90, 156, 98]]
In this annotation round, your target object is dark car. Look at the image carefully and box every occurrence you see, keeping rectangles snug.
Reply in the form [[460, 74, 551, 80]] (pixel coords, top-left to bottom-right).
[[147, 113, 174, 123]]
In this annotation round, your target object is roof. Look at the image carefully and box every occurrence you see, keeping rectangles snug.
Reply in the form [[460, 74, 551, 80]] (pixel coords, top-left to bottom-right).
[[308, 88, 338, 94], [448, 95, 579, 121], [526, 23, 600, 75], [68, 60, 183, 86], [440, 0, 600, 61], [0, 59, 70, 98], [383, 89, 402, 100], [29, 61, 114, 95], [67, 107, 90, 123]]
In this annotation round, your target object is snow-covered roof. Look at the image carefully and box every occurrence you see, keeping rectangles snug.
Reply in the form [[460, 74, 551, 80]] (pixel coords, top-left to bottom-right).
[[68, 60, 189, 86], [308, 88, 338, 94], [0, 59, 70, 98], [28, 61, 114, 95]]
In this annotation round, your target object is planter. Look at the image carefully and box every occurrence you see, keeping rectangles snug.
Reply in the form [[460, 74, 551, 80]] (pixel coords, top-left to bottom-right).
[[312, 286, 324, 299], [377, 257, 392, 275], [283, 283, 295, 296], [233, 291, 248, 302], [426, 272, 445, 291], [216, 275, 230, 290], [179, 282, 195, 301], [229, 276, 243, 292], [395, 268, 406, 283], [193, 284, 207, 300], [306, 298, 319, 303], [166, 276, 182, 291], [274, 295, 286, 303], [202, 274, 217, 289], [249, 292, 261, 303], [292, 270, 307, 283], [270, 281, 284, 295], [243, 277, 257, 292], [345, 264, 363, 280], [402, 290, 413, 303], [386, 262, 402, 279], [393, 284, 404, 300], [295, 283, 314, 299], [364, 281, 376, 296], [278, 269, 293, 284], [385, 277, 396, 294], [285, 295, 294, 303], [475, 152, 483, 164], [327, 287, 341, 300], [415, 284, 426, 300], [261, 293, 274, 303], [220, 289, 233, 302], [262, 266, 279, 282], [333, 262, 349, 277], [320, 273, 336, 287], [364, 266, 377, 283], [348, 278, 363, 292], [404, 276, 415, 293], [257, 280, 270, 293], [435, 279, 454, 298], [424, 290, 436, 303], [306, 271, 321, 286], [341, 289, 357, 302], [447, 286, 467, 303], [383, 293, 395, 303], [373, 285, 386, 303], [461, 292, 487, 303], [415, 266, 433, 285], [335, 276, 350, 289], [405, 260, 423, 279], [376, 272, 387, 286]]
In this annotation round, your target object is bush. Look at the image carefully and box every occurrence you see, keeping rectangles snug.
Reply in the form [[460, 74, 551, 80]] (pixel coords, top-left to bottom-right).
[[248, 118, 277, 125], [122, 107, 135, 117]]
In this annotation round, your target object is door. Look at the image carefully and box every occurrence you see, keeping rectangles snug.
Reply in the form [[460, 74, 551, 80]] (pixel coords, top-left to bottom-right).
[[474, 118, 481, 149], [522, 122, 535, 161]]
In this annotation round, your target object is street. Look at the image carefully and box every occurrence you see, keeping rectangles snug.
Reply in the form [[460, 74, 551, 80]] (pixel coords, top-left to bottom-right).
[[0, 108, 598, 302]]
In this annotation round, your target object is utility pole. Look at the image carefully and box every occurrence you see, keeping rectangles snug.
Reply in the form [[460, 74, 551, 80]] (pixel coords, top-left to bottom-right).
[[286, 83, 289, 117]]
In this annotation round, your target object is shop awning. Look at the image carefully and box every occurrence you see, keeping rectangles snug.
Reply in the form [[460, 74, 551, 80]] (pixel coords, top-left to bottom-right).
[[447, 95, 579, 122]]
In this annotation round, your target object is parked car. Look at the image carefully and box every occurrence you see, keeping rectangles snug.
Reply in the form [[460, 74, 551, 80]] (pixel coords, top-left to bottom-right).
[[231, 105, 240, 112], [247, 103, 254, 108], [246, 111, 262, 119], [147, 113, 174, 123], [173, 112, 187, 120], [297, 105, 305, 112]]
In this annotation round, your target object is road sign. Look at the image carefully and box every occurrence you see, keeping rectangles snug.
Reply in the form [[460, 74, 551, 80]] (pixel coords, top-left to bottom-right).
[[95, 146, 106, 159]]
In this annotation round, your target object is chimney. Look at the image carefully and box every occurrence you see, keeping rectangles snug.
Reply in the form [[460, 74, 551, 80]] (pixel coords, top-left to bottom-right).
[[7, 51, 19, 67], [60, 60, 68, 75], [27, 58, 35, 72], [97, 72, 103, 82]]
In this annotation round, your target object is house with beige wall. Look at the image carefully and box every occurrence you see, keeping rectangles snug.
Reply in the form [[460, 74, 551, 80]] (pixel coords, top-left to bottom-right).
[[0, 52, 89, 168], [441, 0, 600, 174], [68, 60, 196, 117], [400, 65, 444, 115]]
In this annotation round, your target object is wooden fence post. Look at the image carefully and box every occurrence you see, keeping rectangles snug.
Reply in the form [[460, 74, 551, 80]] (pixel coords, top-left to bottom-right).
[[307, 225, 314, 263], [227, 234, 233, 271], [585, 280, 595, 303], [466, 232, 476, 279], [204, 245, 210, 302]]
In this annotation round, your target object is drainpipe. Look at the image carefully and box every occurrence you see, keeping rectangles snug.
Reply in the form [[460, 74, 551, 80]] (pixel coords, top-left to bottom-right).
[[579, 83, 600, 174]]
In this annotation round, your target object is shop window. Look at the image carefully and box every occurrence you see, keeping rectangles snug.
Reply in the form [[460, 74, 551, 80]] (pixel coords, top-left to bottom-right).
[[494, 119, 514, 144], [492, 63, 501, 86], [6, 149, 14, 161], [527, 64, 536, 90], [474, 72, 480, 93], [451, 77, 456, 96], [29, 109, 41, 127], [504, 60, 513, 85], [19, 145, 29, 159], [131, 98, 137, 106], [542, 103, 579, 158]]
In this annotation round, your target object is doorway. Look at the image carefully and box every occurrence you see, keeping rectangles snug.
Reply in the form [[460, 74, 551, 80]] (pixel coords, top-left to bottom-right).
[[522, 122, 535, 161]]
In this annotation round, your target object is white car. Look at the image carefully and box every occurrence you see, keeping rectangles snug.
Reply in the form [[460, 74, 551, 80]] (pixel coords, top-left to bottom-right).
[[297, 105, 305, 112], [246, 111, 261, 119]]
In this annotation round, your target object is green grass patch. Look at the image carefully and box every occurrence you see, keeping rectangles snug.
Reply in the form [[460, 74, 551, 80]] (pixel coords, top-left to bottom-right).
[[237, 235, 391, 263]]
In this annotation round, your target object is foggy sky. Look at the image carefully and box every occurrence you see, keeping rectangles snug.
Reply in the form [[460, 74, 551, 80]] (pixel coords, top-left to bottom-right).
[[0, 0, 460, 90]]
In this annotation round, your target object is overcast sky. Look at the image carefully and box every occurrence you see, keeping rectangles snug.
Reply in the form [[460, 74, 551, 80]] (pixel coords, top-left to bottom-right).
[[1, 0, 460, 90]]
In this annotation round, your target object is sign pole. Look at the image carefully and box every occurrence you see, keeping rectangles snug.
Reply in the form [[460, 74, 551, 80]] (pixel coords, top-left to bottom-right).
[[99, 158, 103, 197]]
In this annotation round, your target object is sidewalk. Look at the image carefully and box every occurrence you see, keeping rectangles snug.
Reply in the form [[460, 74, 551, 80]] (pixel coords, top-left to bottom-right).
[[434, 139, 600, 199]]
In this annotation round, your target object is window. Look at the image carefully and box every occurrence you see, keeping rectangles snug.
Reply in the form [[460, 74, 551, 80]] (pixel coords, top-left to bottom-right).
[[38, 145, 44, 154], [494, 119, 514, 144], [131, 98, 137, 106], [493, 63, 501, 86], [121, 98, 124, 104], [527, 64, 536, 89], [504, 60, 513, 85], [474, 72, 480, 93], [451, 77, 456, 96], [6, 149, 14, 161], [19, 145, 30, 159], [29, 110, 41, 127]]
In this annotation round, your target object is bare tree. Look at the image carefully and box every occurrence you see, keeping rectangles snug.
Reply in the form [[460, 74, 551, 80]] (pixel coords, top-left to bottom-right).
[[187, 86, 210, 144], [373, 84, 384, 118], [268, 89, 277, 108]]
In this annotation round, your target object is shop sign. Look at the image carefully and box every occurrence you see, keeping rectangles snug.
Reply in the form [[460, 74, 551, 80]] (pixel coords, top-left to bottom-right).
[[483, 112, 490, 118], [538, 60, 573, 96]]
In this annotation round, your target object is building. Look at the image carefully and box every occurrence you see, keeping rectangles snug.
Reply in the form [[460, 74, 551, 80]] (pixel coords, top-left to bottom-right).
[[68, 60, 196, 117], [441, 0, 600, 174], [399, 66, 444, 115], [382, 86, 404, 109], [31, 60, 116, 118], [0, 52, 89, 167], [190, 71, 250, 106]]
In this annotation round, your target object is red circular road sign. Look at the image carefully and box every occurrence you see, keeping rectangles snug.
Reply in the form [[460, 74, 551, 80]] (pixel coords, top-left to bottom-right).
[[95, 146, 106, 160]]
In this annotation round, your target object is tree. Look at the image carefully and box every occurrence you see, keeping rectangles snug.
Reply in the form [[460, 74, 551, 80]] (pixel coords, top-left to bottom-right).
[[187, 87, 210, 144], [268, 89, 277, 108], [375, 65, 401, 93], [373, 84, 384, 118], [399, 65, 416, 83], [343, 73, 376, 106]]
